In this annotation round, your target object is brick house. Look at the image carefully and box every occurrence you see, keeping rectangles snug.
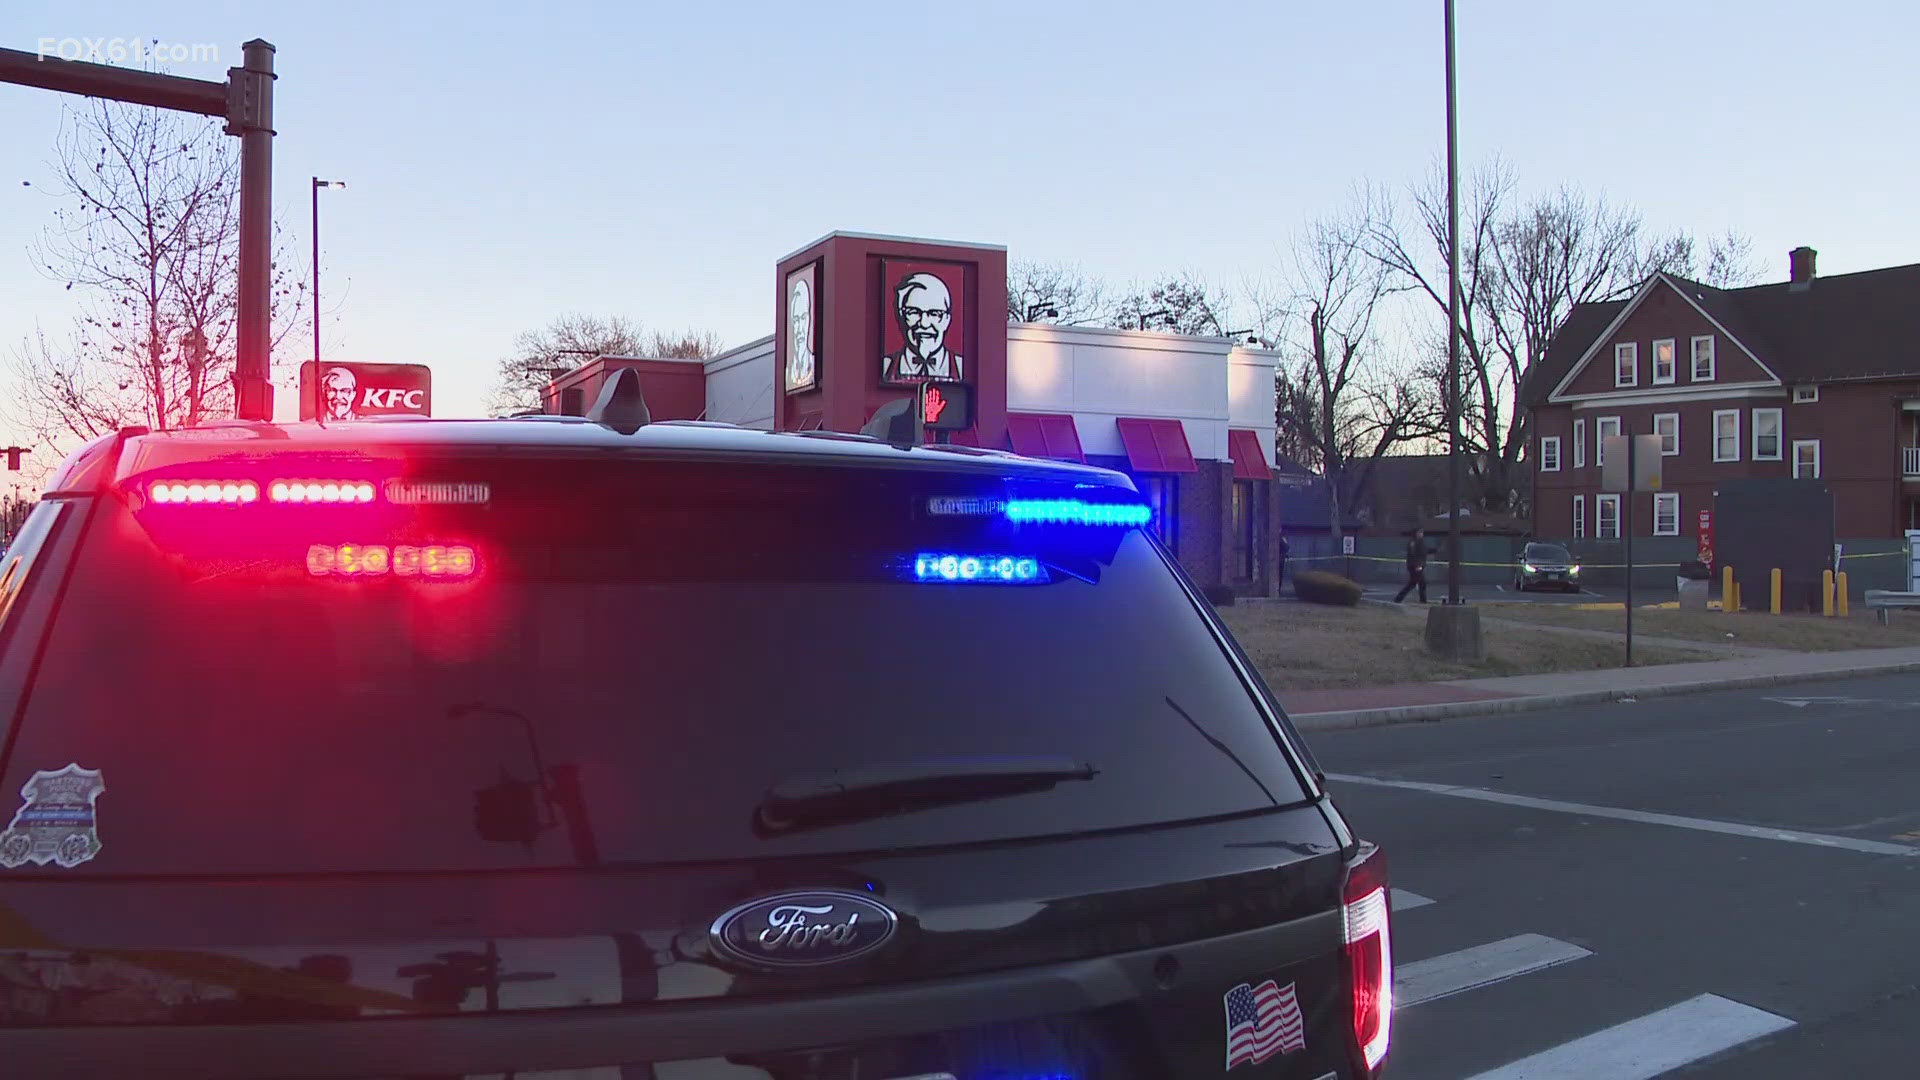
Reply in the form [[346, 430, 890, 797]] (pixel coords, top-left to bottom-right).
[[1528, 249, 1920, 542]]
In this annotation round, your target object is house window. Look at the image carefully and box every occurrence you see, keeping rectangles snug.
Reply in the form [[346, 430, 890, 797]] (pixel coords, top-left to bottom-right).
[[1713, 410, 1741, 462], [1572, 495, 1586, 539], [1654, 413, 1680, 456], [1793, 440, 1821, 480], [1652, 339, 1676, 384], [1573, 418, 1587, 468], [1540, 436, 1561, 472], [1654, 492, 1680, 536], [1230, 479, 1264, 581], [1140, 476, 1179, 554], [1615, 343, 1638, 387], [1596, 493, 1620, 539], [1753, 408, 1783, 461], [1595, 416, 1621, 466], [1692, 336, 1716, 381], [1793, 385, 1819, 404]]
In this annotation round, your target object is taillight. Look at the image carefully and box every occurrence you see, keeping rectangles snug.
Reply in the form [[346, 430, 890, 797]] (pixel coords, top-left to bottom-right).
[[1343, 843, 1391, 1076]]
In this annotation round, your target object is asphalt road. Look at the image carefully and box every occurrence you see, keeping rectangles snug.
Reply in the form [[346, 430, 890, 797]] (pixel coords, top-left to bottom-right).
[[1308, 672, 1920, 1079]]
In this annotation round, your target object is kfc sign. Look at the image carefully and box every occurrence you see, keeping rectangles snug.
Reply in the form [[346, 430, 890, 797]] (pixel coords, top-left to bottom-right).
[[299, 362, 433, 421]]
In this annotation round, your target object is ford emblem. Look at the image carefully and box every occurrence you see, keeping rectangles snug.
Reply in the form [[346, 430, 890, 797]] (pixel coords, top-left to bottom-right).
[[709, 890, 900, 969]]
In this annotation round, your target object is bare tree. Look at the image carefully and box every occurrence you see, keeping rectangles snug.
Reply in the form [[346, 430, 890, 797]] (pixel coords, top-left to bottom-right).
[[1007, 261, 1111, 325], [1111, 273, 1231, 335], [1362, 163, 1751, 515], [9, 101, 306, 444], [491, 315, 724, 415], [1275, 210, 1435, 540]]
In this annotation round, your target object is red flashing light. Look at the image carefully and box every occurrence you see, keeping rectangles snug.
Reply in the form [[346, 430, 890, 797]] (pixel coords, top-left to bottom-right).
[[306, 543, 475, 579], [272, 481, 377, 504], [150, 480, 259, 505]]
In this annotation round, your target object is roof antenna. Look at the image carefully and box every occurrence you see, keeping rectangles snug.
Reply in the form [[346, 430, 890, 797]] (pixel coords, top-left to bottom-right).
[[586, 368, 650, 434], [860, 397, 921, 448]]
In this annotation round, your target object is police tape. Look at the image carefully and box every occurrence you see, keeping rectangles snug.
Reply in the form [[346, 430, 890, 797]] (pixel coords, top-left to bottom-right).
[[1288, 548, 1905, 570]]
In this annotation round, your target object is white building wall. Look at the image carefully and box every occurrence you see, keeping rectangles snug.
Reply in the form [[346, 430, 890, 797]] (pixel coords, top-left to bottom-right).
[[704, 336, 775, 429], [1007, 324, 1248, 460], [1228, 346, 1281, 469]]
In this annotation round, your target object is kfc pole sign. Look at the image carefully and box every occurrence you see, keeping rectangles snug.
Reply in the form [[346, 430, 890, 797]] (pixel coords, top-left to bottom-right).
[[299, 362, 433, 421]]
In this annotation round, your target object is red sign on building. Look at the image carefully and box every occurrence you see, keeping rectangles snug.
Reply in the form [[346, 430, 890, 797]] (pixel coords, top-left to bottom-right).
[[879, 260, 969, 387], [1697, 508, 1714, 569], [299, 363, 432, 421]]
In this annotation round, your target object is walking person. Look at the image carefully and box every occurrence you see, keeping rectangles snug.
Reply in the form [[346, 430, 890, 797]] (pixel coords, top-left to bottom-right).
[[1394, 527, 1433, 604], [1276, 533, 1290, 591]]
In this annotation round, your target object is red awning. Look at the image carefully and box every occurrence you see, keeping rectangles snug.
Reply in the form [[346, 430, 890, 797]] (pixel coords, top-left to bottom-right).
[[1228, 428, 1272, 480], [1007, 412, 1086, 462], [1115, 418, 1197, 474]]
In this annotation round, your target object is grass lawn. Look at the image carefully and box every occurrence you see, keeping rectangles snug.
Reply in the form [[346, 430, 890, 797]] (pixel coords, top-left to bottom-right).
[[1478, 603, 1920, 652], [1216, 600, 1711, 691]]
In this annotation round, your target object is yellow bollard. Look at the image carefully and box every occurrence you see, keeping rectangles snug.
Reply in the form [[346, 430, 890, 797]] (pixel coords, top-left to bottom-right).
[[1823, 569, 1836, 617], [1771, 568, 1783, 615], [1723, 565, 1736, 612], [1838, 572, 1850, 617]]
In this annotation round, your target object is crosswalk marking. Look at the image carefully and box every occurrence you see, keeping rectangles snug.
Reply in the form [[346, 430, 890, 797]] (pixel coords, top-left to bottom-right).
[[1390, 888, 1434, 911], [1462, 993, 1795, 1079], [1395, 934, 1591, 1008]]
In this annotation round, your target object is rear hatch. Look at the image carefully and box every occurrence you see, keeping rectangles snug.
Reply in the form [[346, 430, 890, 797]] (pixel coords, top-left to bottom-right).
[[0, 433, 1374, 1078]]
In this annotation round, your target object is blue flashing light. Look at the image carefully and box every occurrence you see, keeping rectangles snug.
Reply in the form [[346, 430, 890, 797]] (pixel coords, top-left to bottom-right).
[[1004, 498, 1151, 527], [913, 553, 1045, 584]]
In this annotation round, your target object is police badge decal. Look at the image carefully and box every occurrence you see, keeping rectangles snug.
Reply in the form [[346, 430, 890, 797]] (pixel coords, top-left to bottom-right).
[[0, 764, 105, 869]]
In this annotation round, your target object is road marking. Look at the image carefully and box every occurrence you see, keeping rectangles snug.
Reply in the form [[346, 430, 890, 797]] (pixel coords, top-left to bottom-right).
[[1390, 889, 1434, 911], [1327, 774, 1920, 857], [1462, 993, 1794, 1079], [1395, 934, 1590, 1008]]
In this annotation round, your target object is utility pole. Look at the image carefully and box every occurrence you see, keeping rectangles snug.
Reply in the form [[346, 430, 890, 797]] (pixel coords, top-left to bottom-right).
[[0, 39, 278, 421], [1443, 0, 1463, 607]]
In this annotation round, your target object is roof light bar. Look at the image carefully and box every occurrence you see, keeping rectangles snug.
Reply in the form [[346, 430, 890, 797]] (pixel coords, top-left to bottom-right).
[[272, 481, 377, 504], [149, 481, 259, 505], [1004, 498, 1151, 526], [912, 553, 1046, 584]]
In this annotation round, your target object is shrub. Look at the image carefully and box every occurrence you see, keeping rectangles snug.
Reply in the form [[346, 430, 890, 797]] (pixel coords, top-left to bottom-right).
[[1294, 569, 1363, 607]]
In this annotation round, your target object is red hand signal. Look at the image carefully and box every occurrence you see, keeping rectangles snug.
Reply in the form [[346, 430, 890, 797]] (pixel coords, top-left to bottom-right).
[[923, 386, 948, 423]]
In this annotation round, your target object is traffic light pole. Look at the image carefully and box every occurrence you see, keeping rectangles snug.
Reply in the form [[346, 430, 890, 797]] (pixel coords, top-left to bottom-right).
[[0, 40, 277, 421]]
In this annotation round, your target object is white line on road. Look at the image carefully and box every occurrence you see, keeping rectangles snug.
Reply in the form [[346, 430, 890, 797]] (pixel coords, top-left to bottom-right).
[[1462, 993, 1794, 1079], [1395, 934, 1591, 1008], [1390, 889, 1434, 911], [1327, 773, 1920, 857]]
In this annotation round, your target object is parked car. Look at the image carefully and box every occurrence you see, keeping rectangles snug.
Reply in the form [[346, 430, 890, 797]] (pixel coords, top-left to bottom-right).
[[1514, 541, 1582, 592], [0, 376, 1391, 1079]]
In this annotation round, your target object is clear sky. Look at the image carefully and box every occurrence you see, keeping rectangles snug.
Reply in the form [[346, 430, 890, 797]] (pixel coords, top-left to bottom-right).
[[3, 0, 1917, 449]]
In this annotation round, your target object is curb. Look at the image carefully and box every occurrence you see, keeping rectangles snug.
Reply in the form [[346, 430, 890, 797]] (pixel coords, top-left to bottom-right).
[[1289, 658, 1920, 731]]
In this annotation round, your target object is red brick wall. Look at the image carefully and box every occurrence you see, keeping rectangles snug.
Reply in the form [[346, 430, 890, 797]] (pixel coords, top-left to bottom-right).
[[1561, 279, 1773, 397], [1534, 384, 1920, 539]]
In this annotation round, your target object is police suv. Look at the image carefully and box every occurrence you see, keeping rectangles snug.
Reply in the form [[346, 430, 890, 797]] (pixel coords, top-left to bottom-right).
[[0, 372, 1391, 1078]]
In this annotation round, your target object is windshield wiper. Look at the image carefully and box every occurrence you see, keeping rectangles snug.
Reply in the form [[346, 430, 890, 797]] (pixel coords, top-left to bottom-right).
[[754, 757, 1098, 835]]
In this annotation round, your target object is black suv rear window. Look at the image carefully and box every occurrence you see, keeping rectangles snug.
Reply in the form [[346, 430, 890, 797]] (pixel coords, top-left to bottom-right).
[[2, 458, 1309, 875]]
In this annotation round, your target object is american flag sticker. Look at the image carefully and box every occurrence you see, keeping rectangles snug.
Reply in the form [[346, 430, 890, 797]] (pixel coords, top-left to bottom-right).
[[1223, 979, 1306, 1069]]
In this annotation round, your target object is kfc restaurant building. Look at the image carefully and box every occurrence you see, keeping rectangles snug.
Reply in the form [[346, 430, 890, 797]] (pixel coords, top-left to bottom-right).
[[542, 232, 1284, 597]]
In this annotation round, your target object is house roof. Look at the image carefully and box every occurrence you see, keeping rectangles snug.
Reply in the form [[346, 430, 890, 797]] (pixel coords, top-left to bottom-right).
[[1529, 262, 1920, 405]]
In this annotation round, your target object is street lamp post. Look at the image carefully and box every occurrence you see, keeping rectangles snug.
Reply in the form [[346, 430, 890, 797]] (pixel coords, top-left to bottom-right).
[[1443, 0, 1462, 606], [311, 178, 345, 418]]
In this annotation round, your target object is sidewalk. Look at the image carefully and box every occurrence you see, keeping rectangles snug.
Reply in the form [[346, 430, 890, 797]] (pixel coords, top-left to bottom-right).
[[1276, 646, 1920, 731]]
